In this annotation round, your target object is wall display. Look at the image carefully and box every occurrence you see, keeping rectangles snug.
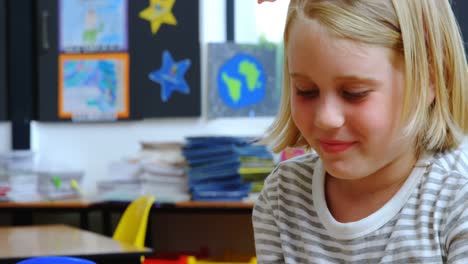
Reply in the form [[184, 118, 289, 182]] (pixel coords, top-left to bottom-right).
[[452, 0, 468, 57], [130, 0, 200, 118], [206, 43, 280, 118], [37, 0, 200, 121], [58, 53, 129, 121], [59, 0, 128, 53], [0, 0, 6, 120], [139, 0, 177, 35], [148, 50, 191, 102]]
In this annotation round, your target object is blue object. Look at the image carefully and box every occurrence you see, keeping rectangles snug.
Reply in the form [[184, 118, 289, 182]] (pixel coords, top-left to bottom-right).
[[217, 53, 266, 108], [17, 256, 96, 264], [148, 50, 191, 102]]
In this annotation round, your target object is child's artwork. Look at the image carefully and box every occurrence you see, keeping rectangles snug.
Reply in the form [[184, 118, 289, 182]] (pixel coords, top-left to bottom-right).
[[129, 0, 201, 118], [148, 50, 191, 102], [59, 0, 127, 53], [206, 43, 280, 118], [58, 53, 129, 121], [139, 0, 177, 35]]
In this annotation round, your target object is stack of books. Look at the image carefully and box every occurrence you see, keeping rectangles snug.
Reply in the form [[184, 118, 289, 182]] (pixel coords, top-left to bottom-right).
[[183, 136, 274, 201], [237, 145, 276, 202], [97, 141, 190, 202]]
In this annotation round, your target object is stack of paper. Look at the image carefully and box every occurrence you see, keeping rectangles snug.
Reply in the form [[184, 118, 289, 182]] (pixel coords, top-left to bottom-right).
[[97, 141, 190, 202], [0, 151, 41, 202]]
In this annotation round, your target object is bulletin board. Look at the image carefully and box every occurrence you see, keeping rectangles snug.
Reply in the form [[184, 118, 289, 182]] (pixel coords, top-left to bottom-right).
[[37, 0, 200, 122], [129, 0, 200, 118], [0, 1, 7, 121], [452, 0, 468, 56]]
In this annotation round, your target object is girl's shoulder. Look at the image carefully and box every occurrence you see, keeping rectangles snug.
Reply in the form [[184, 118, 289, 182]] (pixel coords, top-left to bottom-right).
[[279, 151, 320, 166], [431, 143, 468, 175], [263, 152, 320, 187]]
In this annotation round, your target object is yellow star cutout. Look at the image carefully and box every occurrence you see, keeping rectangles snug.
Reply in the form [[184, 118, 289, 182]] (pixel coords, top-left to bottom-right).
[[139, 0, 177, 35]]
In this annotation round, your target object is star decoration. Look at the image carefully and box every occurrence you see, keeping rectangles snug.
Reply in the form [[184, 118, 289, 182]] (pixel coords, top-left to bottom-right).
[[139, 0, 177, 35], [149, 50, 191, 102]]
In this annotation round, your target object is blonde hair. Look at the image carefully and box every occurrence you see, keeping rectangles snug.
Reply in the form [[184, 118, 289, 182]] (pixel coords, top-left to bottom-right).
[[263, 0, 468, 153]]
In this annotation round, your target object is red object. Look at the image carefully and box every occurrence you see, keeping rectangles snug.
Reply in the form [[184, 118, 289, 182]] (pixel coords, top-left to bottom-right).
[[0, 186, 11, 196], [143, 256, 188, 264], [280, 148, 305, 161]]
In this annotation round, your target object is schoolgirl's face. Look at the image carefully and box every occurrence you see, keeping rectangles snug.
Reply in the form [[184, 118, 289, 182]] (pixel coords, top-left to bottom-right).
[[287, 18, 416, 181]]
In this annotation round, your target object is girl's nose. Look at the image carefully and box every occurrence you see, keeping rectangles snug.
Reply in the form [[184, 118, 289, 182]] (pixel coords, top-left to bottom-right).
[[314, 98, 345, 130]]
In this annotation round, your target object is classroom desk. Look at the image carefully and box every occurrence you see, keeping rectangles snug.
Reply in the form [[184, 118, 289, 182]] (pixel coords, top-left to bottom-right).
[[0, 199, 255, 238], [0, 198, 96, 229], [100, 200, 255, 236], [0, 224, 152, 264]]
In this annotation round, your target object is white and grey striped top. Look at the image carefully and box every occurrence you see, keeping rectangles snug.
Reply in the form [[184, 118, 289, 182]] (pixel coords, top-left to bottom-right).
[[253, 146, 468, 263]]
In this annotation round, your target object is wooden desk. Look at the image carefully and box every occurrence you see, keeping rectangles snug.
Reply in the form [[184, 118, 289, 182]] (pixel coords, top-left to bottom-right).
[[0, 224, 152, 264], [0, 198, 94, 209], [100, 200, 254, 237], [0, 199, 255, 237], [0, 199, 96, 229], [175, 201, 254, 210]]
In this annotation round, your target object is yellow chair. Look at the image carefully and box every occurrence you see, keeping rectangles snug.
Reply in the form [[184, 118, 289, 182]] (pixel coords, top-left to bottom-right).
[[113, 195, 156, 249]]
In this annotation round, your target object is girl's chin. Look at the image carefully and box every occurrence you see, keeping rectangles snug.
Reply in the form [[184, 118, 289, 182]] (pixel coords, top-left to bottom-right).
[[323, 162, 363, 181]]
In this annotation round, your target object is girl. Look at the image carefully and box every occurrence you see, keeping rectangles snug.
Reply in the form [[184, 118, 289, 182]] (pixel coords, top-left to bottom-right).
[[253, 0, 468, 263]]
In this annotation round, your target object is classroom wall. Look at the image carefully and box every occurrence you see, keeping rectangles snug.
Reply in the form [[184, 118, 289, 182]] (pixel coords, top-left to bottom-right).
[[0, 123, 11, 152], [30, 0, 274, 196]]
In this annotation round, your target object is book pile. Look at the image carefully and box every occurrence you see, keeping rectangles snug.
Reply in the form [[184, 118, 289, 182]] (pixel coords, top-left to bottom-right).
[[183, 136, 274, 201], [237, 145, 276, 202], [98, 141, 190, 202]]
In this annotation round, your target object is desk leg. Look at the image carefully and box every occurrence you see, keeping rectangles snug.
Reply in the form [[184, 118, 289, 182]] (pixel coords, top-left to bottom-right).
[[102, 209, 112, 236], [146, 213, 153, 247], [79, 210, 89, 230]]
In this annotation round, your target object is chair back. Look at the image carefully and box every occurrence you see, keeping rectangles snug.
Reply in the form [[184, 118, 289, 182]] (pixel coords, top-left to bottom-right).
[[112, 195, 155, 248], [17, 256, 96, 264]]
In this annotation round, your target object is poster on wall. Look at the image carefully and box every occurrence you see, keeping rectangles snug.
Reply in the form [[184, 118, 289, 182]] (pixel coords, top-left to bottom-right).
[[59, 0, 128, 53], [206, 43, 280, 119], [58, 53, 129, 121], [37, 0, 200, 121], [452, 0, 468, 57], [130, 0, 201, 118], [0, 1, 6, 120]]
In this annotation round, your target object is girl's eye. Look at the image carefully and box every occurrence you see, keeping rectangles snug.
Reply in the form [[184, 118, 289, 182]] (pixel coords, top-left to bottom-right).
[[342, 90, 369, 100], [293, 82, 318, 98], [296, 89, 319, 98]]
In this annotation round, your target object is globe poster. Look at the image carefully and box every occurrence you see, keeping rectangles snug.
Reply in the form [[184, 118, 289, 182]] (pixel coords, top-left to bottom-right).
[[207, 43, 280, 118]]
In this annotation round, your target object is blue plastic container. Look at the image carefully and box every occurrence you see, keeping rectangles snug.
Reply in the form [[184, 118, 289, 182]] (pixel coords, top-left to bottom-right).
[[17, 256, 96, 264]]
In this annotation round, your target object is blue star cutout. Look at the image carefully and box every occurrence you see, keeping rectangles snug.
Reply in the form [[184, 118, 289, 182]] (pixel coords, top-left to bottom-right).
[[149, 50, 191, 102]]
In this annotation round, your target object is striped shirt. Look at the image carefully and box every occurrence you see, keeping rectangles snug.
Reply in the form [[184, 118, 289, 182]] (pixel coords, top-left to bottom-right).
[[252, 146, 468, 263]]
